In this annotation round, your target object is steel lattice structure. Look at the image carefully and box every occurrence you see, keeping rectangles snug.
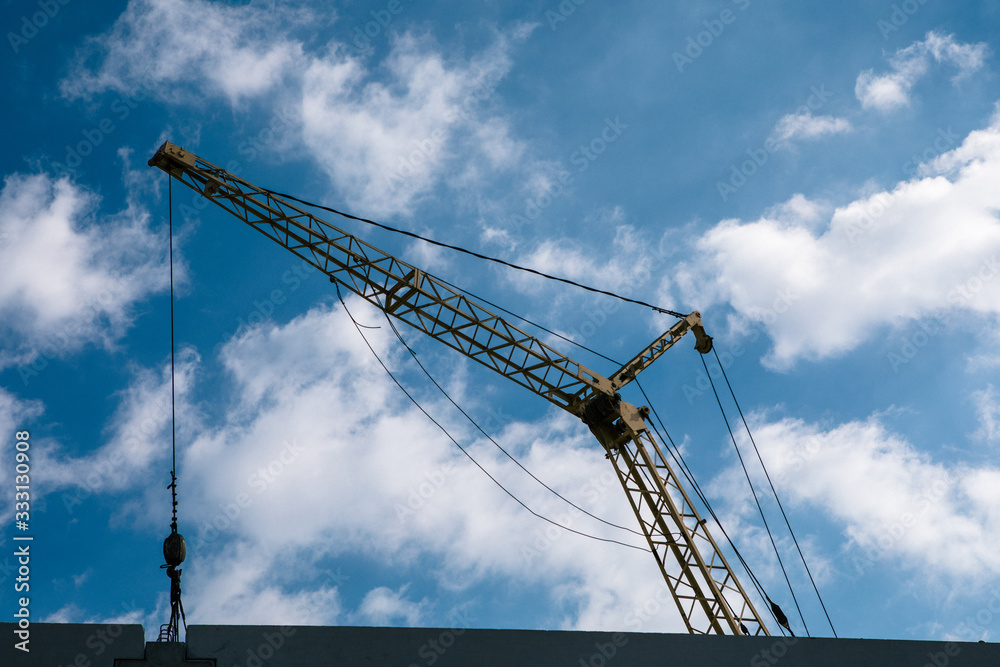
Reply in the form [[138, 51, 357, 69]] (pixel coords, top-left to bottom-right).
[[148, 141, 769, 636]]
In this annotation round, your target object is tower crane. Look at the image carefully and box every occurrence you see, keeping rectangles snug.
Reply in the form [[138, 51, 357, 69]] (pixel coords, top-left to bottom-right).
[[148, 141, 771, 636]]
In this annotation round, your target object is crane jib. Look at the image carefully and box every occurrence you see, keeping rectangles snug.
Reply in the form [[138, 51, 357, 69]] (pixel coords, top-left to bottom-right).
[[148, 141, 616, 410], [147, 140, 769, 636]]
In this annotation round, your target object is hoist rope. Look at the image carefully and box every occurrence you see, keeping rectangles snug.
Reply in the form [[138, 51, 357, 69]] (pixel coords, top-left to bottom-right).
[[335, 286, 649, 553], [261, 188, 687, 318], [169, 177, 177, 530], [711, 348, 838, 637], [163, 177, 186, 642], [699, 353, 807, 637]]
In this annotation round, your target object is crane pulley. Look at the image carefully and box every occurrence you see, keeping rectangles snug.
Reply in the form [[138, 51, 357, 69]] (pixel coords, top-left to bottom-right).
[[148, 140, 769, 636]]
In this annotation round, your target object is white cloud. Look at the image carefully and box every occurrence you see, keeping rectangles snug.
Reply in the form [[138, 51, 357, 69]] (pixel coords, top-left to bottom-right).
[[769, 111, 852, 147], [714, 414, 1000, 582], [356, 585, 429, 626], [855, 70, 913, 112], [676, 109, 1000, 368], [114, 299, 683, 632], [64, 1, 534, 218], [965, 327, 1000, 371], [856, 32, 989, 112], [300, 31, 524, 217], [763, 193, 831, 231], [22, 290, 812, 633], [402, 235, 452, 273], [0, 173, 171, 373], [42, 601, 146, 627], [185, 542, 344, 626], [0, 387, 43, 438], [473, 118, 527, 169], [972, 385, 1000, 443], [26, 348, 200, 536], [60, 0, 309, 104], [512, 220, 656, 297], [72, 569, 92, 588]]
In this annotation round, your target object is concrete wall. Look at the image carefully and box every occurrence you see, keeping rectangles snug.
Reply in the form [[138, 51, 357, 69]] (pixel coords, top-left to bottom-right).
[[2, 622, 145, 667], [4, 622, 999, 666], [186, 625, 999, 667]]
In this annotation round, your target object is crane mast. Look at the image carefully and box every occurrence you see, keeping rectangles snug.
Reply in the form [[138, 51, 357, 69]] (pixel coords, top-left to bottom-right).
[[148, 141, 770, 636]]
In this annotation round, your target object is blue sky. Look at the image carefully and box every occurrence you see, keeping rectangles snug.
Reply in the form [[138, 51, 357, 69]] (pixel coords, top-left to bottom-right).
[[3, 0, 1000, 644]]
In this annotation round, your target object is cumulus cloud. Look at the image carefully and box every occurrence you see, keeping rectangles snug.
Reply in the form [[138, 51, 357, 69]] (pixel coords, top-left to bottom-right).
[[0, 173, 171, 373], [87, 299, 678, 632], [856, 32, 989, 112], [300, 31, 526, 217], [676, 109, 1000, 368], [714, 414, 1000, 582], [184, 541, 344, 625], [33, 348, 199, 514], [62, 0, 534, 218], [60, 0, 309, 104]]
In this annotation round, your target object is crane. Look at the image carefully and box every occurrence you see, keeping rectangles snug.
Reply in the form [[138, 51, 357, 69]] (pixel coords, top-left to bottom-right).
[[148, 140, 771, 636]]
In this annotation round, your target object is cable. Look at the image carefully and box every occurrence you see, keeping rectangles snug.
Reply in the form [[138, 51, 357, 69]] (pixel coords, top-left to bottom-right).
[[251, 181, 809, 633], [634, 379, 787, 635], [646, 418, 783, 634], [700, 353, 807, 637], [261, 187, 687, 318], [335, 286, 648, 553], [712, 348, 837, 637], [433, 274, 623, 367], [376, 303, 643, 538], [635, 384, 759, 586], [169, 176, 177, 531], [161, 177, 187, 643], [363, 275, 787, 633]]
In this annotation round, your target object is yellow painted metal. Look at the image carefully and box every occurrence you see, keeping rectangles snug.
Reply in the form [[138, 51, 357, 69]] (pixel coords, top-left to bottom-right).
[[148, 141, 769, 636], [149, 141, 612, 415], [609, 311, 710, 391], [586, 398, 768, 635]]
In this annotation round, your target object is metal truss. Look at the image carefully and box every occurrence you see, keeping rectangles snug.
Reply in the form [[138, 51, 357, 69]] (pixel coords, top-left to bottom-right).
[[597, 423, 768, 635], [148, 141, 769, 637]]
